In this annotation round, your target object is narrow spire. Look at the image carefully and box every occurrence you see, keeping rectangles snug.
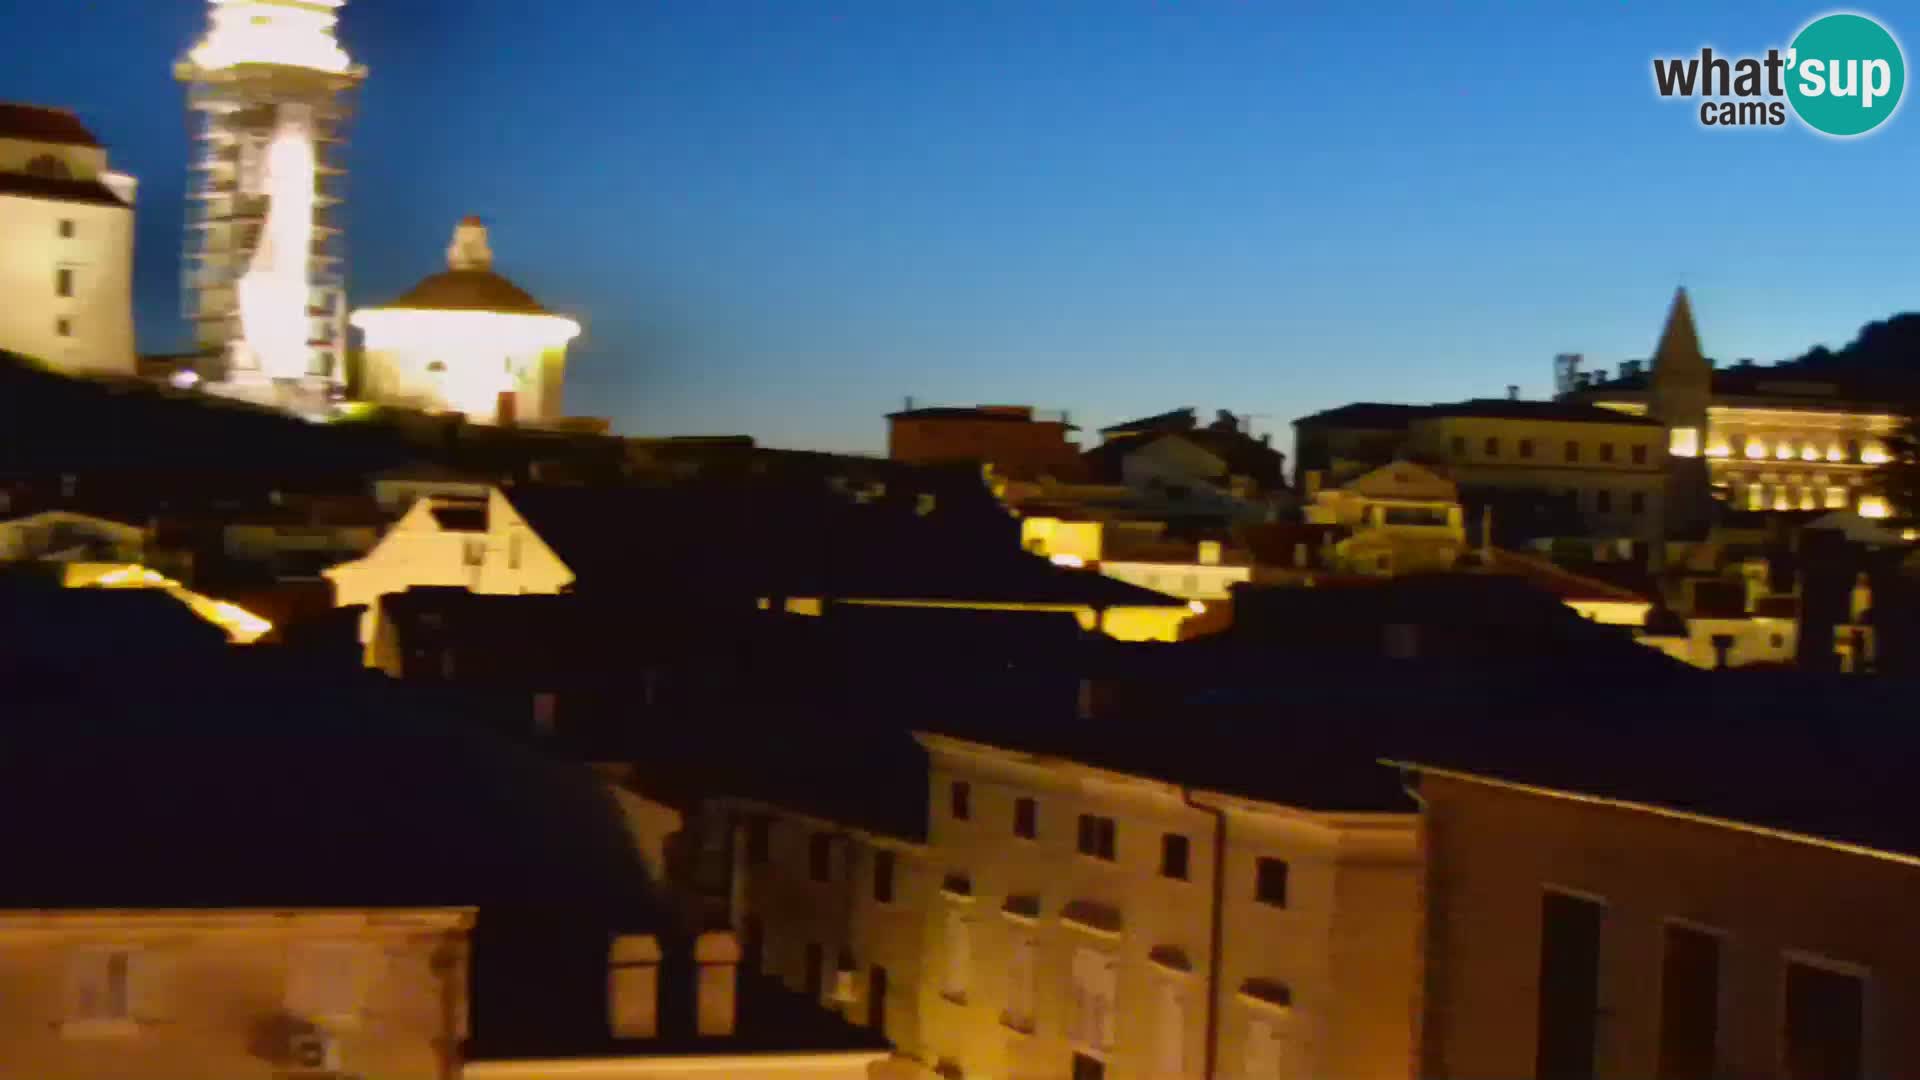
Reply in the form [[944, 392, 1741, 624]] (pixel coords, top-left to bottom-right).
[[1652, 286, 1707, 376]]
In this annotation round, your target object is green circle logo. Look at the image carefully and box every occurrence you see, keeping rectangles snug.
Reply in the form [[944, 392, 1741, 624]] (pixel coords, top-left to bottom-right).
[[1787, 13, 1905, 136]]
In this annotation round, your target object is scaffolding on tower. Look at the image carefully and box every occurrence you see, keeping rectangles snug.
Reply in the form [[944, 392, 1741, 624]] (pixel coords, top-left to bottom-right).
[[176, 0, 365, 405]]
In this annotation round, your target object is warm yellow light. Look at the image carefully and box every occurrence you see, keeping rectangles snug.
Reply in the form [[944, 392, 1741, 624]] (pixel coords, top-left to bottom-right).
[[1799, 488, 1817, 511], [235, 104, 319, 381], [1051, 554, 1086, 569], [1801, 445, 1820, 462], [1862, 443, 1892, 465], [1745, 438, 1766, 460], [1705, 438, 1731, 458], [188, 0, 355, 74], [1860, 496, 1892, 519], [352, 308, 582, 351], [1774, 490, 1791, 511], [62, 563, 273, 644], [1827, 445, 1845, 463], [1903, 529, 1917, 542], [1188, 600, 1207, 615], [1669, 427, 1700, 458], [1746, 485, 1764, 511], [1774, 443, 1795, 460], [1826, 487, 1850, 510]]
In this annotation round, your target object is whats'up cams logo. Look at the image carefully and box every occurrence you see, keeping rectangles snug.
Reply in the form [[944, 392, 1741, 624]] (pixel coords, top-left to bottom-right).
[[1653, 12, 1905, 136]]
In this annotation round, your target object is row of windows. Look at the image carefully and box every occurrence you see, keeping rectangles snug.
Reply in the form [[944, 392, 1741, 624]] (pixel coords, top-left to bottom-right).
[[1538, 891, 1865, 1079], [951, 784, 1290, 905], [1451, 434, 1650, 465]]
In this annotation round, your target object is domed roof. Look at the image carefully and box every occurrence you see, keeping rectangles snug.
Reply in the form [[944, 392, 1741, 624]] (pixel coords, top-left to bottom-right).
[[373, 217, 557, 316], [385, 268, 552, 315]]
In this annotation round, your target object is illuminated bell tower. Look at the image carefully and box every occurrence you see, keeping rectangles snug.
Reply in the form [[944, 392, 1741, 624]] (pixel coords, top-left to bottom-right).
[[176, 0, 365, 408]]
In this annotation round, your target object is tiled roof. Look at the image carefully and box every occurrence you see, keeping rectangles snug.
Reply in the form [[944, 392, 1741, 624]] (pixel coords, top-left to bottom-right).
[[1100, 407, 1196, 434], [0, 103, 101, 147], [1293, 403, 1428, 429], [0, 171, 127, 207]]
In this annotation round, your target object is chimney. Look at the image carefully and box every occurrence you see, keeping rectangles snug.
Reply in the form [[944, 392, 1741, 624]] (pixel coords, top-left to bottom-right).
[[1506, 385, 1519, 401], [695, 931, 741, 1037], [608, 934, 661, 1039], [904, 396, 915, 412]]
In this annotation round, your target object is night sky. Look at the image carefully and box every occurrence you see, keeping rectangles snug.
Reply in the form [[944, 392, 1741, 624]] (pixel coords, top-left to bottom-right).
[[5, 1, 1918, 451]]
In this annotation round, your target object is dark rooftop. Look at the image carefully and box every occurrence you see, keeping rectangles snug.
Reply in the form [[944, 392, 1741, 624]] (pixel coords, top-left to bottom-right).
[[0, 103, 102, 147], [1292, 402, 1429, 429], [0, 171, 127, 207], [382, 269, 552, 315], [1295, 399, 1663, 429]]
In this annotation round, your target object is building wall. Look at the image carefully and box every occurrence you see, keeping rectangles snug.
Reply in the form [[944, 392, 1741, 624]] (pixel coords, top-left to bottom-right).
[[0, 909, 469, 1080], [465, 1052, 895, 1080], [1637, 615, 1797, 669], [1098, 561, 1249, 600], [0, 190, 135, 377], [1418, 774, 1920, 1080], [1406, 416, 1667, 537], [324, 489, 574, 653], [730, 738, 1419, 1080], [360, 341, 568, 426], [888, 417, 1079, 479]]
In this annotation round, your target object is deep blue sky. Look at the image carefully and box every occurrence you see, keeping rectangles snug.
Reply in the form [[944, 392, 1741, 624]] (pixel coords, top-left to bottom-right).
[[5, 1, 1917, 452]]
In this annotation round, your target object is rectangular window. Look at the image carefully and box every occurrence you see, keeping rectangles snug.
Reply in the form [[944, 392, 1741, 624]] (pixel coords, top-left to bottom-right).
[[1657, 924, 1720, 1080], [1566, 441, 1582, 463], [1599, 442, 1615, 463], [287, 943, 365, 1020], [1536, 891, 1604, 1080], [1484, 436, 1500, 457], [1004, 933, 1036, 1032], [1014, 796, 1037, 839], [1070, 947, 1117, 1051], [868, 965, 888, 1034], [746, 817, 770, 865], [872, 849, 895, 904], [1784, 960, 1865, 1080], [1632, 444, 1649, 465], [1254, 857, 1289, 907], [809, 832, 832, 883], [56, 317, 72, 338], [1160, 833, 1190, 881], [462, 538, 484, 567], [950, 781, 971, 821], [1519, 438, 1535, 459], [68, 948, 133, 1023], [1630, 492, 1647, 515], [941, 909, 971, 1001], [1596, 490, 1613, 513], [1155, 982, 1186, 1076], [59, 219, 75, 238], [805, 942, 824, 1000], [1077, 814, 1117, 861], [56, 267, 74, 298]]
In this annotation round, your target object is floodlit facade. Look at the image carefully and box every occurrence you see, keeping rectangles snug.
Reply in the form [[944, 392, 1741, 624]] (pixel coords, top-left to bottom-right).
[[725, 734, 1422, 1080], [1305, 461, 1467, 575], [1567, 289, 1901, 517], [0, 908, 471, 1080], [323, 488, 572, 654], [176, 0, 365, 404], [0, 103, 136, 377], [352, 219, 582, 425], [1400, 764, 1920, 1080]]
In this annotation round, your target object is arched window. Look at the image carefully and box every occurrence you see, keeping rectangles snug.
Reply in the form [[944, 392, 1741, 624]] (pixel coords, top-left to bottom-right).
[[25, 154, 71, 180]]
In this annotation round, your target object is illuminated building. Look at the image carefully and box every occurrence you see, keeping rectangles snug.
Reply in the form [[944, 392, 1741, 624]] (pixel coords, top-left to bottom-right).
[[1564, 289, 1903, 518], [351, 219, 581, 425], [175, 0, 365, 411], [0, 103, 137, 376]]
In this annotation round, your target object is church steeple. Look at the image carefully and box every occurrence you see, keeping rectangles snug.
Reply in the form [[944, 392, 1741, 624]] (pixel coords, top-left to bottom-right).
[[1652, 287, 1708, 382]]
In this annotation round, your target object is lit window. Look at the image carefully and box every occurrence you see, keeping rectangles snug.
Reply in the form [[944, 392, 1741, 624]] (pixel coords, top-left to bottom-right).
[[1669, 428, 1700, 458], [1747, 484, 1765, 511], [1799, 487, 1817, 511], [1826, 445, 1845, 462], [1862, 443, 1891, 465], [1774, 489, 1791, 511], [1801, 444, 1820, 462], [1860, 495, 1891, 519], [1746, 438, 1767, 460], [1826, 487, 1849, 509], [1775, 442, 1794, 460]]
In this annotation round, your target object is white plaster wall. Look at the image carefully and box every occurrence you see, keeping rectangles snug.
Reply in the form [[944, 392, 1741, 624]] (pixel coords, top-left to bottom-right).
[[0, 192, 135, 376]]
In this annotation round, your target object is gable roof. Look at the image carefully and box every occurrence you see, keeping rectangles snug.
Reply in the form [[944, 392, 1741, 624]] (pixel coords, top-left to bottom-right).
[[1337, 460, 1457, 501], [0, 103, 101, 147], [1100, 407, 1196, 435]]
